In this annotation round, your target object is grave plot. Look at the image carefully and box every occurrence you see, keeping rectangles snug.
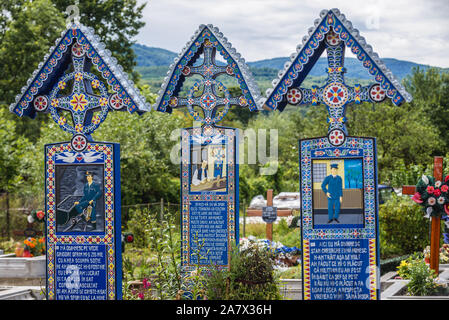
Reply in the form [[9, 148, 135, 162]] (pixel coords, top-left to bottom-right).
[[9, 13, 150, 299], [154, 24, 262, 273], [262, 8, 412, 300]]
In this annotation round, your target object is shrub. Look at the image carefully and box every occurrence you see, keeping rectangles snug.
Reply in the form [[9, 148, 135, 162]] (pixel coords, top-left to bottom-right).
[[397, 255, 438, 296], [206, 242, 282, 300], [379, 195, 429, 258]]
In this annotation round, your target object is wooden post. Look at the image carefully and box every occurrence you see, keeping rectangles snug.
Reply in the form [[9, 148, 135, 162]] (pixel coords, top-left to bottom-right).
[[431, 156, 443, 273], [266, 189, 273, 241], [242, 199, 246, 238], [402, 156, 444, 274], [160, 198, 164, 222]]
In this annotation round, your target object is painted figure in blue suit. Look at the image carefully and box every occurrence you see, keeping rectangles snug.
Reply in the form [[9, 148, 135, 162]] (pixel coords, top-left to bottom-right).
[[213, 149, 223, 179], [321, 164, 343, 223], [74, 171, 102, 227]]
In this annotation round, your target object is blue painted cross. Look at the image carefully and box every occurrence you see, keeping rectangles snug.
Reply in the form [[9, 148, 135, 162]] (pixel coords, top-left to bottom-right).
[[285, 31, 387, 145]]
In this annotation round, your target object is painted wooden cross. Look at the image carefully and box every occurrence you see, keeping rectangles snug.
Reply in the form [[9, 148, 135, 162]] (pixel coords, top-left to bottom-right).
[[402, 156, 443, 273], [246, 189, 293, 241]]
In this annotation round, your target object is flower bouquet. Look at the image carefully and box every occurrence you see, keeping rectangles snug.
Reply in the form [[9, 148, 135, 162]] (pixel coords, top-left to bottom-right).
[[412, 175, 449, 218], [27, 210, 45, 224], [22, 237, 45, 257]]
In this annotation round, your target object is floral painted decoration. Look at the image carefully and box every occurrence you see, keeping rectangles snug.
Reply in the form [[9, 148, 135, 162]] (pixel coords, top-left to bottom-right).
[[412, 174, 449, 218]]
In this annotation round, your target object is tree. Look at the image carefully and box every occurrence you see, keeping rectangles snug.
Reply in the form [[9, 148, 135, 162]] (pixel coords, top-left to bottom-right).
[[52, 0, 147, 79], [403, 67, 449, 155], [0, 0, 66, 105], [346, 101, 440, 183]]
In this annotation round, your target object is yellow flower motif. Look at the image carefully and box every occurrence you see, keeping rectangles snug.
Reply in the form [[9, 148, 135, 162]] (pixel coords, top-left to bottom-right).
[[99, 97, 108, 106], [74, 72, 83, 81], [92, 115, 100, 124], [75, 124, 83, 132], [91, 79, 100, 89], [58, 81, 66, 90], [70, 93, 88, 112], [51, 99, 59, 107], [58, 117, 66, 125]]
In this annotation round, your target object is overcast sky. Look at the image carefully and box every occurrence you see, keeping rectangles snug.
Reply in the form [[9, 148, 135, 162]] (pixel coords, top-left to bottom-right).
[[134, 0, 449, 68]]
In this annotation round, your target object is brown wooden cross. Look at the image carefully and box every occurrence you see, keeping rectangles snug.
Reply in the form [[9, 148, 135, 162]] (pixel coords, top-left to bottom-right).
[[402, 156, 443, 273], [246, 189, 294, 241]]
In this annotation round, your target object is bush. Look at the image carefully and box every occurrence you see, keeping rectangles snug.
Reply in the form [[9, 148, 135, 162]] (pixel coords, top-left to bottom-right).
[[379, 195, 429, 258], [397, 255, 438, 296], [206, 242, 282, 300]]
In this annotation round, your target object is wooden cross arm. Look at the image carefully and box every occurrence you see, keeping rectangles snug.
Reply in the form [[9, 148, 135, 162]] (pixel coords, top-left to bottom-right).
[[402, 185, 416, 195], [246, 208, 294, 217]]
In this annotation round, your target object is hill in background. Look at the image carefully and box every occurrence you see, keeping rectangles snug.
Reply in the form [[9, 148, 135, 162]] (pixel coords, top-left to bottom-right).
[[132, 43, 443, 93]]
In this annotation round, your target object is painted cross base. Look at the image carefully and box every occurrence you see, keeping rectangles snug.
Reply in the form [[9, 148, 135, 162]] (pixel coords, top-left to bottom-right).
[[299, 135, 380, 300], [45, 140, 122, 300], [180, 126, 238, 273], [402, 156, 444, 273]]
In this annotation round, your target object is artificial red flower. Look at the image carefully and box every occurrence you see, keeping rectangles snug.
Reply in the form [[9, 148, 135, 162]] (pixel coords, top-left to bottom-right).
[[434, 189, 442, 197], [445, 175, 449, 182], [23, 250, 32, 257], [412, 192, 423, 204], [427, 186, 435, 194], [442, 185, 449, 193], [36, 211, 45, 220]]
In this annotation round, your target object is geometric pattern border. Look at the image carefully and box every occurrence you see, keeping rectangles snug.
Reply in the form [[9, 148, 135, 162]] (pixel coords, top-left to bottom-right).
[[180, 126, 237, 272], [45, 141, 116, 300]]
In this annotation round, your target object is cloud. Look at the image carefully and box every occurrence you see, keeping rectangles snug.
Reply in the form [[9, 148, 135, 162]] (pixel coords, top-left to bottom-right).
[[136, 0, 449, 67]]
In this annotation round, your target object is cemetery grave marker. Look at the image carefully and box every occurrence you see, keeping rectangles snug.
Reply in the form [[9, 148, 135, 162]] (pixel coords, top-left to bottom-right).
[[402, 156, 445, 273], [263, 8, 412, 300], [9, 9, 150, 299], [246, 189, 294, 241], [154, 24, 262, 272]]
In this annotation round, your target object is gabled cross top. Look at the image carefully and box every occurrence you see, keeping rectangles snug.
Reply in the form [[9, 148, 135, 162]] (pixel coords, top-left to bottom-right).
[[154, 25, 262, 136], [285, 30, 387, 146], [43, 41, 128, 141], [168, 38, 248, 134]]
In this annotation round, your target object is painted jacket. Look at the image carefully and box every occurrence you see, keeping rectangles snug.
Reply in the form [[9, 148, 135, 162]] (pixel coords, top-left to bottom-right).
[[321, 175, 343, 200]]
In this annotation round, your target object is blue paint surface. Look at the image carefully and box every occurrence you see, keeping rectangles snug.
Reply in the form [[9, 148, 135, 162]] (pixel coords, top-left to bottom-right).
[[54, 243, 107, 300], [308, 239, 371, 300], [189, 201, 228, 266]]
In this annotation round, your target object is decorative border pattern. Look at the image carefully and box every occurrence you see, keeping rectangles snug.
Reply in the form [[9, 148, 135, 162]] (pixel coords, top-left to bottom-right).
[[45, 141, 116, 300], [154, 24, 262, 113], [264, 9, 412, 110], [300, 136, 379, 300], [10, 24, 150, 118], [180, 127, 237, 272]]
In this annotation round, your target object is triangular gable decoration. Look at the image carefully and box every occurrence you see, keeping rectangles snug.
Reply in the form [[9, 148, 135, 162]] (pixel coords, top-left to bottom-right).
[[263, 8, 413, 112], [9, 22, 151, 137], [154, 24, 262, 124]]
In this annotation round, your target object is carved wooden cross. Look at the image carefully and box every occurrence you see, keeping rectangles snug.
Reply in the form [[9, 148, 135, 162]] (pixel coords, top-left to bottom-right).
[[402, 156, 443, 273], [246, 189, 293, 241]]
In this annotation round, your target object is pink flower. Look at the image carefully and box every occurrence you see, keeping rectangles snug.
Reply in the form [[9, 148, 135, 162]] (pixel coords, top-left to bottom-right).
[[138, 292, 145, 300], [412, 192, 423, 204], [143, 278, 151, 289], [445, 204, 449, 215], [442, 185, 449, 193], [428, 197, 436, 206], [427, 186, 435, 194], [434, 189, 442, 197]]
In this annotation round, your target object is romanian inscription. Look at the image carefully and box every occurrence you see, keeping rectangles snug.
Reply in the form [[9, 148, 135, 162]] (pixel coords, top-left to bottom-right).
[[189, 201, 228, 266], [55, 244, 107, 300]]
